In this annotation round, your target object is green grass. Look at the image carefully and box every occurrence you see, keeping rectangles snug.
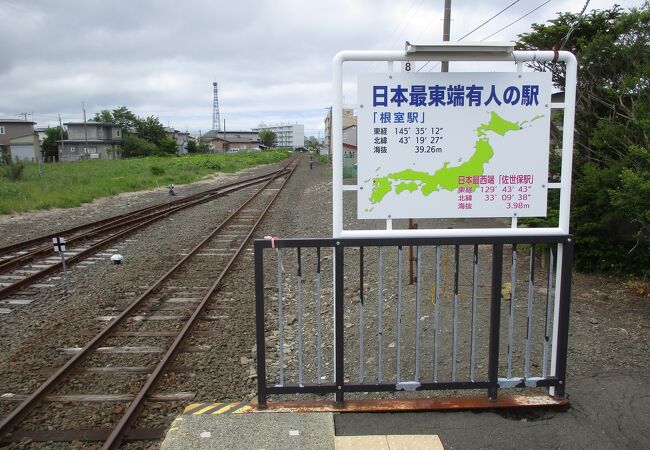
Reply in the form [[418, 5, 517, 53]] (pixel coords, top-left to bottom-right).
[[0, 151, 289, 215]]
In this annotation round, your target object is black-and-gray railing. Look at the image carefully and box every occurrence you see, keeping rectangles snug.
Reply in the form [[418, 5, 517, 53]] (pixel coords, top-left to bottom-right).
[[254, 235, 573, 406]]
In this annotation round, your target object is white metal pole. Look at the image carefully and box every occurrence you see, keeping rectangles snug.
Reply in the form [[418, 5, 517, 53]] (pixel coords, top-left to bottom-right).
[[59, 250, 70, 291]]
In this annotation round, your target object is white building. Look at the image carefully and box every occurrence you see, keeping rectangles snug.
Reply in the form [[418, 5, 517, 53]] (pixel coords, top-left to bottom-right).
[[253, 122, 304, 149]]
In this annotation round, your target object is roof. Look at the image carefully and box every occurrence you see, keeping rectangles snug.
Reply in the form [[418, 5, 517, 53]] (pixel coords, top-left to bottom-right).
[[57, 139, 120, 144], [343, 125, 357, 131], [0, 119, 35, 124], [202, 129, 257, 140], [9, 132, 38, 140], [209, 133, 261, 144], [64, 121, 120, 126]]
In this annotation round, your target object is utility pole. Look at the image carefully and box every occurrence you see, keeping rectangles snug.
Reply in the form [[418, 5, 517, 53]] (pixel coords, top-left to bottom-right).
[[58, 115, 65, 162], [441, 0, 452, 72], [82, 102, 88, 157], [411, 0, 452, 284]]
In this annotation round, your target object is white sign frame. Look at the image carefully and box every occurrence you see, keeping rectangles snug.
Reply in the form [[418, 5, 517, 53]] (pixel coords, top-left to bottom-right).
[[332, 44, 577, 239]]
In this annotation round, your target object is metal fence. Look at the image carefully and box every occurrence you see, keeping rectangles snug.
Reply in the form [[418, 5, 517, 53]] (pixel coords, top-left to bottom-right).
[[254, 235, 573, 406]]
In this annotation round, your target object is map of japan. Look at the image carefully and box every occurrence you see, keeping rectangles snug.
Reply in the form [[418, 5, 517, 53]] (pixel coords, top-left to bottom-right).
[[367, 111, 544, 209]]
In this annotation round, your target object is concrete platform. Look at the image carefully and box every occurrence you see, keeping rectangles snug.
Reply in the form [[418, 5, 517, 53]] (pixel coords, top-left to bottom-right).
[[160, 369, 648, 449], [161, 412, 335, 450]]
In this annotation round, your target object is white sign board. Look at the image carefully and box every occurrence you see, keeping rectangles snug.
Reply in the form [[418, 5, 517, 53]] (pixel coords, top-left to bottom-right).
[[357, 72, 552, 219], [52, 237, 66, 252]]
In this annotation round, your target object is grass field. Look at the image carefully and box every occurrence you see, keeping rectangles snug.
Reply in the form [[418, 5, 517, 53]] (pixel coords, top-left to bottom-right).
[[0, 151, 289, 215]]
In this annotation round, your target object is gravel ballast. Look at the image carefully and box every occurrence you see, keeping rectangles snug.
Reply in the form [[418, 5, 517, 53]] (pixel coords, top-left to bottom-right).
[[0, 157, 648, 449]]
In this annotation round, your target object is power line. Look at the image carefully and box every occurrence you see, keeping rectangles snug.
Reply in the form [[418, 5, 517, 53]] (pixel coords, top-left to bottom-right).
[[418, 0, 520, 72], [342, 0, 427, 100], [480, 0, 552, 41], [457, 0, 520, 41], [558, 0, 590, 50]]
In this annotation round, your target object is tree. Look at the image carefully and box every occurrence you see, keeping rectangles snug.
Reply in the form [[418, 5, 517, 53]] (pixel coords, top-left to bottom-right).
[[93, 106, 139, 131], [42, 126, 67, 160], [305, 136, 319, 151], [92, 107, 178, 157], [517, 4, 649, 165], [259, 130, 277, 148], [517, 3, 650, 275], [120, 135, 158, 158]]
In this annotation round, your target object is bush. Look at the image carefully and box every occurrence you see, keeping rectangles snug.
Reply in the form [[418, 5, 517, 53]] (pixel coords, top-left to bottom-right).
[[149, 165, 165, 176], [121, 135, 158, 158], [2, 161, 25, 181]]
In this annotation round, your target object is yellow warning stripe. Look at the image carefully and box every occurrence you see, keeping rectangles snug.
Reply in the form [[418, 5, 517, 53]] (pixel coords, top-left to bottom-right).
[[212, 402, 239, 415], [183, 403, 208, 414], [232, 404, 254, 414], [183, 401, 254, 415], [194, 403, 225, 415]]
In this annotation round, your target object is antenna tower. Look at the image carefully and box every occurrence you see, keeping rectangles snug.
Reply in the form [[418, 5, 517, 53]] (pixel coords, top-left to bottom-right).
[[212, 82, 221, 132]]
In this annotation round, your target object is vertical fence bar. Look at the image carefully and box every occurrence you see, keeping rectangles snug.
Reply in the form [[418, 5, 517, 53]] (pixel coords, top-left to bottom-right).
[[542, 246, 555, 378], [332, 248, 336, 383], [434, 245, 441, 382], [452, 245, 459, 381], [396, 246, 403, 383], [524, 245, 536, 378], [377, 246, 384, 383], [507, 244, 517, 378], [335, 242, 345, 403], [415, 246, 422, 381], [470, 244, 478, 381], [277, 249, 285, 386], [359, 246, 365, 384], [488, 244, 504, 401], [553, 238, 574, 397], [316, 247, 322, 384], [296, 247, 304, 386], [254, 242, 267, 406]]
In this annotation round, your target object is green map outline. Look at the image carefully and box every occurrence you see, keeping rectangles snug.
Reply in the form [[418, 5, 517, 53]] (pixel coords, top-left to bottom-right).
[[366, 111, 544, 211]]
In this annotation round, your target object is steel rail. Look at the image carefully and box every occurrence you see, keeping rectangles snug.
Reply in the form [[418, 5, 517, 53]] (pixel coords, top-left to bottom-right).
[[104, 162, 297, 449], [0, 168, 289, 273], [0, 170, 291, 300], [0, 159, 297, 442], [0, 167, 287, 256]]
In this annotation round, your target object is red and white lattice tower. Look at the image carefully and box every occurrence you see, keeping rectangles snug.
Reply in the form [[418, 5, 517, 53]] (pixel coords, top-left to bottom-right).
[[212, 82, 221, 132]]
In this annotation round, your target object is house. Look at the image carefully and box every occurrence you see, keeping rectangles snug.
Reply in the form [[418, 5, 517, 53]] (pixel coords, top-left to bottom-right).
[[9, 132, 40, 162], [252, 123, 304, 149], [58, 122, 122, 161], [342, 125, 357, 169], [324, 108, 357, 156], [165, 127, 191, 154], [0, 119, 36, 161], [202, 130, 260, 153]]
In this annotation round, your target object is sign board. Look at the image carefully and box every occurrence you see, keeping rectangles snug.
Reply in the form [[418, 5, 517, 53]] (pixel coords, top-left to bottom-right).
[[356, 72, 552, 219], [52, 237, 66, 252]]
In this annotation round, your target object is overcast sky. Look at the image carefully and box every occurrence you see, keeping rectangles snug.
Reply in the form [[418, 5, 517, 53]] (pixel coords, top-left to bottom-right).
[[0, 0, 642, 137]]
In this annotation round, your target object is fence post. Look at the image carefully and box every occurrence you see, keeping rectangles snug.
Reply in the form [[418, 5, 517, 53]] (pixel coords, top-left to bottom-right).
[[488, 244, 503, 401], [553, 237, 574, 397], [254, 241, 267, 408], [335, 242, 345, 403]]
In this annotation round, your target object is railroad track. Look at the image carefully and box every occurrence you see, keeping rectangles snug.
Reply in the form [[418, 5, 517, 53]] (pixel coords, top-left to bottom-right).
[[0, 159, 297, 448], [0, 164, 292, 301]]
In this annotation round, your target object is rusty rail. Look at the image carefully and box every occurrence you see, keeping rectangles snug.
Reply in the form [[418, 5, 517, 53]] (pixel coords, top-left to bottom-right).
[[0, 159, 298, 446]]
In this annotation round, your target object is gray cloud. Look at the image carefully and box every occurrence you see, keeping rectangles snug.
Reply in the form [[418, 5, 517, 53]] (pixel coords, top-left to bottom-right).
[[0, 0, 642, 135]]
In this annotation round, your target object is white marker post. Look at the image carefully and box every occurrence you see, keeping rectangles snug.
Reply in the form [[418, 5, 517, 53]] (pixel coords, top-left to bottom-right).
[[52, 237, 70, 291]]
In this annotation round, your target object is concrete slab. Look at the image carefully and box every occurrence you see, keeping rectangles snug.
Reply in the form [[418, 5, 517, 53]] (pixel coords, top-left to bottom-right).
[[161, 412, 335, 450], [335, 369, 650, 450], [334, 435, 443, 450]]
